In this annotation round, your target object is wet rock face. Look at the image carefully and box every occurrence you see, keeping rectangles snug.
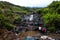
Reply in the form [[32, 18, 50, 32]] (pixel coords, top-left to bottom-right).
[[21, 13, 44, 30]]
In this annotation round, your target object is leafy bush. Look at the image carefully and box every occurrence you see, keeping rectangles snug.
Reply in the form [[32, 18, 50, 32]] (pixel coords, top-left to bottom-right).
[[4, 23, 14, 30], [43, 13, 60, 31]]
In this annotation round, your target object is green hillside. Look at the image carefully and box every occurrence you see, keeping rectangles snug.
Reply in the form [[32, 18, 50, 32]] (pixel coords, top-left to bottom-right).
[[0, 1, 37, 30], [0, 1, 60, 31], [0, 1, 35, 14], [42, 1, 60, 31]]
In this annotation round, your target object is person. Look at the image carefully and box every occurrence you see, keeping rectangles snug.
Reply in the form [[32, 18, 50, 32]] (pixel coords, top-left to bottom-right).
[[15, 28, 19, 34], [19, 26, 22, 32], [39, 27, 42, 30], [41, 28, 47, 34], [24, 27, 29, 32], [38, 26, 42, 33]]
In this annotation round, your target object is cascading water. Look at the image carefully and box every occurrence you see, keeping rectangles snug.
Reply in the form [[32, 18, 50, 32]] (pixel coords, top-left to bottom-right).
[[29, 15, 33, 21]]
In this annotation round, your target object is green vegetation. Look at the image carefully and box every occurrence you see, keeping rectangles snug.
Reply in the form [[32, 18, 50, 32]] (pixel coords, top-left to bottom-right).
[[43, 13, 60, 31], [0, 1, 34, 30], [42, 1, 60, 31], [0, 1, 60, 32]]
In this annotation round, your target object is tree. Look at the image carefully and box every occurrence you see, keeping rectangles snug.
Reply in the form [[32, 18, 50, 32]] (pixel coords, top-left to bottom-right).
[[0, 14, 14, 30], [13, 16, 21, 25], [43, 13, 60, 31]]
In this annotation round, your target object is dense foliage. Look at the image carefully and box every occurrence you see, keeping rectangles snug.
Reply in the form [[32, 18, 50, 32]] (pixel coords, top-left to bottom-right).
[[42, 1, 60, 31]]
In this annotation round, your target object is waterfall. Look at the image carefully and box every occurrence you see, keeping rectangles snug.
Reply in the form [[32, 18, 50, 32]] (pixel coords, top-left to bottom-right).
[[29, 15, 33, 21]]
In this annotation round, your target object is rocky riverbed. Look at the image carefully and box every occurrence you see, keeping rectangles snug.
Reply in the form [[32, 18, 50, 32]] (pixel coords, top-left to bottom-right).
[[0, 29, 60, 40]]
